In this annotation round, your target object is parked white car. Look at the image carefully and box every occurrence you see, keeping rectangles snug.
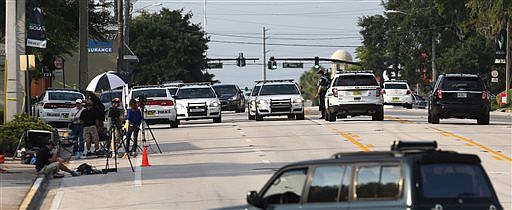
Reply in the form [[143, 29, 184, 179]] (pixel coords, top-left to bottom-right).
[[325, 72, 384, 121], [247, 83, 262, 120], [33, 89, 85, 124], [251, 80, 305, 121], [382, 81, 413, 109], [174, 84, 222, 123], [128, 87, 179, 128]]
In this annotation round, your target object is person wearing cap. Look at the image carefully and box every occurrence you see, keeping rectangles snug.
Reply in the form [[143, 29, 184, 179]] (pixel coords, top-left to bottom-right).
[[35, 141, 80, 178], [69, 99, 85, 158], [315, 69, 330, 119], [80, 100, 101, 155]]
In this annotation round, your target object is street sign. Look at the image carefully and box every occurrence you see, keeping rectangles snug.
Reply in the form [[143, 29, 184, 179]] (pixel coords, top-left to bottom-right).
[[495, 58, 506, 64], [282, 62, 303, 68], [496, 29, 507, 59], [207, 63, 223, 69], [491, 78, 499, 83], [123, 55, 139, 61], [54, 56, 63, 69], [491, 70, 499, 78]]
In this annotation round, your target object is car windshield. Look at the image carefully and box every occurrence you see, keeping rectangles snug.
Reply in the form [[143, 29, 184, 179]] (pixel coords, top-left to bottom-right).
[[167, 88, 178, 96], [48, 92, 83, 101], [251, 85, 261, 96], [385, 83, 408, 89], [176, 88, 216, 99], [420, 163, 492, 199], [213, 85, 237, 95], [100, 91, 122, 103], [334, 75, 378, 86], [441, 77, 484, 91], [259, 84, 299, 95], [132, 89, 167, 99]]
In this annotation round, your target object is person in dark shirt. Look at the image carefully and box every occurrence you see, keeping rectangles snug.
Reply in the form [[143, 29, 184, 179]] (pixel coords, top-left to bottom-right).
[[125, 99, 142, 157], [80, 101, 100, 154], [315, 70, 330, 119], [35, 141, 79, 177]]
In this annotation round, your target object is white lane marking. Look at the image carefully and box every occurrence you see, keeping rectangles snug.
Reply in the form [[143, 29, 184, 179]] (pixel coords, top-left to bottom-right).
[[50, 189, 64, 210], [262, 160, 271, 164], [134, 156, 142, 186], [245, 139, 252, 142]]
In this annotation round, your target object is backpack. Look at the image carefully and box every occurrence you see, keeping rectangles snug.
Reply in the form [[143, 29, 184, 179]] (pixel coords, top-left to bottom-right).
[[76, 163, 102, 175]]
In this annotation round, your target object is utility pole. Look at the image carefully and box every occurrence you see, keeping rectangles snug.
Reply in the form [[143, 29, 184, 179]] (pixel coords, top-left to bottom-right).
[[5, 0, 18, 122], [124, 0, 131, 73], [117, 0, 124, 73], [79, 0, 88, 89], [16, 0, 26, 114], [262, 27, 268, 81], [506, 15, 510, 105], [431, 35, 437, 83]]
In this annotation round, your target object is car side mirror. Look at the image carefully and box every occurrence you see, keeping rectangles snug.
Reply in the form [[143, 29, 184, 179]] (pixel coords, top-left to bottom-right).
[[246, 191, 262, 207]]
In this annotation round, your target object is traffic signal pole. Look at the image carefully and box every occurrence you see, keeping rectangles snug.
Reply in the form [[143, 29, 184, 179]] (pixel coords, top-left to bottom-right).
[[262, 27, 267, 81], [506, 15, 510, 105]]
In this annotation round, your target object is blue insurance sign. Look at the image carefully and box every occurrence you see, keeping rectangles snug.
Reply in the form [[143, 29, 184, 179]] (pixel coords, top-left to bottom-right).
[[88, 40, 113, 53]]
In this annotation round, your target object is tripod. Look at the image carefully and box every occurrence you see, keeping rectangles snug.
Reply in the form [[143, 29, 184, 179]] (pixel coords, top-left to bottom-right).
[[139, 105, 162, 154], [103, 119, 134, 173]]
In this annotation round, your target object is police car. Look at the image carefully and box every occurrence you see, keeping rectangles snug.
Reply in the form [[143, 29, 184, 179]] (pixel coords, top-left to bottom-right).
[[173, 83, 222, 123], [246, 141, 502, 210], [128, 86, 179, 128], [250, 80, 305, 121], [382, 80, 413, 109], [324, 71, 384, 121], [247, 83, 262, 120], [33, 89, 85, 125]]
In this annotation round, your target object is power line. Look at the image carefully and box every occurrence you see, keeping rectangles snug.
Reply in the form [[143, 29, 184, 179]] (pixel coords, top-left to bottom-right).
[[210, 40, 360, 48]]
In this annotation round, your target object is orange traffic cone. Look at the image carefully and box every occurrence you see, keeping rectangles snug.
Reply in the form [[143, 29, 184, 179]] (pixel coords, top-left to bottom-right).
[[141, 147, 151, 167]]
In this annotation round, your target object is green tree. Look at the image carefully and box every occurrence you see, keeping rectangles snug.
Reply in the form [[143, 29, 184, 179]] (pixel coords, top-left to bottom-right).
[[129, 9, 212, 84], [299, 67, 325, 106]]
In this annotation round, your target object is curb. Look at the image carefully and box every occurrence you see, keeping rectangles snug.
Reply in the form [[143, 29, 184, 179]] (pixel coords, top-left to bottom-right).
[[18, 174, 48, 210]]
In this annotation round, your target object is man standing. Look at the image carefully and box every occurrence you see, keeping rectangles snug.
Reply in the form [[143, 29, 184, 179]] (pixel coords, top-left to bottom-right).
[[69, 99, 85, 158], [80, 100, 100, 155], [315, 70, 329, 119], [125, 99, 142, 157], [108, 98, 124, 154], [35, 141, 80, 178]]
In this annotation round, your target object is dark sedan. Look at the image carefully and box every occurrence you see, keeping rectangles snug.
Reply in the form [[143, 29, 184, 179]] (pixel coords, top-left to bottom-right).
[[212, 84, 246, 113]]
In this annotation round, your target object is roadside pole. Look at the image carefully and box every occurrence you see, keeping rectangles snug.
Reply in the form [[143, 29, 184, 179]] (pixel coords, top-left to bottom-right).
[[262, 27, 267, 81], [506, 15, 510, 105], [117, 0, 124, 73], [5, 0, 18, 122], [79, 0, 88, 89]]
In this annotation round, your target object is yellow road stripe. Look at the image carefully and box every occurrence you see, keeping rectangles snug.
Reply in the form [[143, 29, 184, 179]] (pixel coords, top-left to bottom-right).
[[340, 131, 370, 152], [430, 127, 512, 163]]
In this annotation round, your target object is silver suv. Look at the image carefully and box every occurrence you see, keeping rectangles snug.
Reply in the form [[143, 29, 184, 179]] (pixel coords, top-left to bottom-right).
[[251, 80, 305, 121], [324, 72, 383, 121]]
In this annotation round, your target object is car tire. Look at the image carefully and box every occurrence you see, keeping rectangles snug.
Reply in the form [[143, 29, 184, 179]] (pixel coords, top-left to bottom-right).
[[255, 114, 264, 121], [372, 107, 384, 121], [288, 114, 295, 119], [431, 113, 440, 124], [427, 110, 432, 123], [477, 113, 490, 125], [296, 113, 305, 120], [327, 110, 336, 122], [170, 120, 179, 128], [406, 103, 413, 109], [248, 112, 255, 120], [213, 116, 222, 123]]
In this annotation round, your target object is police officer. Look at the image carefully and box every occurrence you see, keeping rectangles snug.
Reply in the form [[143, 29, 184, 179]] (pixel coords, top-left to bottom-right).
[[315, 70, 329, 119]]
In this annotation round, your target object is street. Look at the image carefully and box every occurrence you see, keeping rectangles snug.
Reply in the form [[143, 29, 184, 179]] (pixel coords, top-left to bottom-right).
[[40, 108, 511, 210]]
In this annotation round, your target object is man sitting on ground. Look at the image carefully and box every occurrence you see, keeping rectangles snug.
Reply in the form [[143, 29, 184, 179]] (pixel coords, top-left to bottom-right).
[[35, 141, 80, 178]]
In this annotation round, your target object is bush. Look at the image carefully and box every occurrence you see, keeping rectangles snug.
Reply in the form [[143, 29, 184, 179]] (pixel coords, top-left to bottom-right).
[[0, 114, 52, 155]]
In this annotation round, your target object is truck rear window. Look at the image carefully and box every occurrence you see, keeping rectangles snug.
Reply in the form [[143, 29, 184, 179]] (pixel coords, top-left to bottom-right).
[[334, 75, 378, 86], [384, 83, 408, 89], [420, 163, 492, 199], [441, 77, 484, 91], [48, 92, 83, 101]]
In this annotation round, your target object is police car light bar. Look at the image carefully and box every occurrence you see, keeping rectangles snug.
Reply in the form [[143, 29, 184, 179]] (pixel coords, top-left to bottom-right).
[[181, 82, 212, 86], [254, 79, 295, 83]]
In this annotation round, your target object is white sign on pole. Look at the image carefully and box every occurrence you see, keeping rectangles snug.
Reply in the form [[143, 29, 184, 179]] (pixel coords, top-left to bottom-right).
[[491, 70, 499, 78], [491, 78, 499, 83], [502, 96, 507, 104]]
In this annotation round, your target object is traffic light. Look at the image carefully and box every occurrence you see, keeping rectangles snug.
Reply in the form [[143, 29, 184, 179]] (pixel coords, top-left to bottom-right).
[[236, 52, 246, 67], [314, 56, 320, 69], [268, 56, 277, 70]]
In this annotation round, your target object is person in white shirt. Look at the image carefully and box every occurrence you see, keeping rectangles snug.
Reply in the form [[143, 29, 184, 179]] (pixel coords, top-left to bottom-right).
[[69, 99, 85, 158]]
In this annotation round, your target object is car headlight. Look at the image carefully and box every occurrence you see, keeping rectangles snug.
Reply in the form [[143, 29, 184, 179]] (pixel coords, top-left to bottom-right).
[[294, 98, 304, 104], [250, 100, 256, 106], [230, 96, 237, 100], [210, 102, 220, 107], [257, 99, 268, 105]]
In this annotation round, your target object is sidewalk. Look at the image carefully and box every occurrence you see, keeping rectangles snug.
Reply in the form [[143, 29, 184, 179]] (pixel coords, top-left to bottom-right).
[[0, 160, 37, 210]]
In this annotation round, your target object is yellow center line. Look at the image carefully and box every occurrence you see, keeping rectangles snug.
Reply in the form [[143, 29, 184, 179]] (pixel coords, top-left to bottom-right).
[[321, 123, 371, 152], [430, 127, 512, 163]]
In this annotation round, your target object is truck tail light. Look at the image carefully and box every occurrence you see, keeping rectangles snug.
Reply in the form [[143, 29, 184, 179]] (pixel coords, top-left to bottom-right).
[[332, 88, 338, 97], [376, 88, 382, 97], [437, 89, 443, 99], [406, 90, 412, 95]]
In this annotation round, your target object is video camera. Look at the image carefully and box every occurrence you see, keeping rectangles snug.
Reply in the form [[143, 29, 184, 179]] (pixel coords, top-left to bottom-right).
[[138, 94, 148, 108]]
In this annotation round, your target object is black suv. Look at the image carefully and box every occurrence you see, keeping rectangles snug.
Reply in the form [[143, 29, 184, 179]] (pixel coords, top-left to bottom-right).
[[212, 84, 246, 113], [428, 74, 490, 125], [246, 141, 502, 210]]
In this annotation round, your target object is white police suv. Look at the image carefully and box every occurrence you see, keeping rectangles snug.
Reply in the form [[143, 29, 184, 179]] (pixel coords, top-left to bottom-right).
[[251, 80, 305, 121], [129, 87, 179, 128], [33, 89, 85, 124], [173, 84, 222, 123], [382, 80, 413, 109]]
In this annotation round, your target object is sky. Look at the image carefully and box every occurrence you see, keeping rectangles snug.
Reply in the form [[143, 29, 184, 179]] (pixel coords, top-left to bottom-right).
[[132, 0, 384, 88]]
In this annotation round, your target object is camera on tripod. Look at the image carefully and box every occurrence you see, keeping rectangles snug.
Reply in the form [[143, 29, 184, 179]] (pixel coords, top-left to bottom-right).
[[138, 94, 148, 108]]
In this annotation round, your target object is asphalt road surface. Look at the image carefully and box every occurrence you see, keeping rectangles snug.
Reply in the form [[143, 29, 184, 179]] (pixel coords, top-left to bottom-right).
[[41, 108, 511, 209]]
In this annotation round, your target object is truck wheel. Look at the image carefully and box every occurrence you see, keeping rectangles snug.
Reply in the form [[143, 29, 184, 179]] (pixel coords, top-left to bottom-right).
[[477, 113, 490, 125], [213, 116, 222, 123], [288, 114, 295, 119], [296, 113, 305, 120], [255, 114, 264, 121], [406, 103, 413, 109], [372, 107, 384, 121]]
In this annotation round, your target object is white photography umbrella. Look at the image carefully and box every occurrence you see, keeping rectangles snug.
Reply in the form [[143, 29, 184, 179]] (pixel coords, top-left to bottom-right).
[[86, 71, 126, 92]]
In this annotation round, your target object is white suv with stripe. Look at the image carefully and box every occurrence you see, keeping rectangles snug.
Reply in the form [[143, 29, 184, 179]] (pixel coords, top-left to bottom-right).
[[324, 72, 384, 121], [382, 81, 413, 109], [128, 87, 179, 128]]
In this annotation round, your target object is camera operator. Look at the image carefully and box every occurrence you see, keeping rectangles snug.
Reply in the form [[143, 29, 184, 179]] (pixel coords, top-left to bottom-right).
[[125, 98, 142, 157], [35, 141, 80, 178], [108, 98, 124, 154], [69, 99, 85, 158]]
